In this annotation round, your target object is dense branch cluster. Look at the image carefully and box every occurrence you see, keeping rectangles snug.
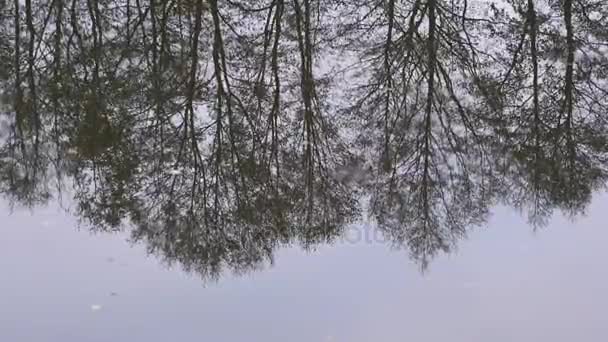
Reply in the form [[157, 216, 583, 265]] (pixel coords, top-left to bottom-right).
[[1, 0, 607, 275]]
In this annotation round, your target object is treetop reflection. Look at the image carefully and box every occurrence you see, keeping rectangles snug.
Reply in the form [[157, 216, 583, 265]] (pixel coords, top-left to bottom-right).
[[1, 0, 607, 278]]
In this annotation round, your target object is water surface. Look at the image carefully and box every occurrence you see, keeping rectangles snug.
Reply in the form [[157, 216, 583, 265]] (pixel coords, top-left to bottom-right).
[[2, 195, 607, 341], [3, 0, 608, 339]]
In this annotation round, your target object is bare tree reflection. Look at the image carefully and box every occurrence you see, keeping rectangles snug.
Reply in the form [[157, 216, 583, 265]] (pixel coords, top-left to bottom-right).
[[1, 0, 608, 277], [480, 0, 608, 226]]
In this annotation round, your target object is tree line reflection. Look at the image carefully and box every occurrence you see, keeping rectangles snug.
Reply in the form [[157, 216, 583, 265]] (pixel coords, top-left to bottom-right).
[[1, 0, 607, 277]]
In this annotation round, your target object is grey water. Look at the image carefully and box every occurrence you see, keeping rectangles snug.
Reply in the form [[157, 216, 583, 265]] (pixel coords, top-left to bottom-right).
[[3, 0, 608, 340], [2, 195, 608, 342]]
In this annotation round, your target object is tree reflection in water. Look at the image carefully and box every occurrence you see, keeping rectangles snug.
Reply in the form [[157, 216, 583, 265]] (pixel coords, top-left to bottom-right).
[[1, 0, 607, 278]]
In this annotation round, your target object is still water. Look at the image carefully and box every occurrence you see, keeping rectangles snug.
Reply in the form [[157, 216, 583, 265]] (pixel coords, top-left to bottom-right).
[[2, 195, 607, 342], [3, 0, 608, 339]]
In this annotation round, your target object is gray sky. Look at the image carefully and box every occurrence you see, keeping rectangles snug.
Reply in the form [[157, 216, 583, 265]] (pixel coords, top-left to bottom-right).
[[1, 194, 608, 342]]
